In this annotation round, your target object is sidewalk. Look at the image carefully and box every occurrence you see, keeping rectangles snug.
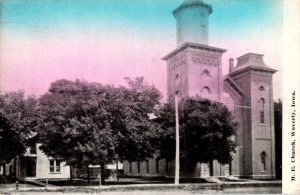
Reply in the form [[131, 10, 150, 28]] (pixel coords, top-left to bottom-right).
[[0, 179, 282, 194]]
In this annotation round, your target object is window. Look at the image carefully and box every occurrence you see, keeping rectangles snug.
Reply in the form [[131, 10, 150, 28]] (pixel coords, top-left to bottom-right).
[[175, 74, 180, 82], [259, 98, 265, 124], [146, 160, 149, 174], [29, 145, 36, 154], [201, 69, 210, 77], [166, 160, 169, 174], [175, 91, 180, 97], [137, 161, 140, 174], [156, 159, 159, 173], [201, 86, 211, 95], [49, 160, 61, 173], [260, 111, 265, 124], [260, 151, 267, 172], [129, 162, 132, 174], [49, 160, 55, 173], [56, 160, 61, 172], [258, 86, 265, 91]]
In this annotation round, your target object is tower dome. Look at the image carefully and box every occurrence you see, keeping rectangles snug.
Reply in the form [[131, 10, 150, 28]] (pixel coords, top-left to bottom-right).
[[173, 0, 213, 46]]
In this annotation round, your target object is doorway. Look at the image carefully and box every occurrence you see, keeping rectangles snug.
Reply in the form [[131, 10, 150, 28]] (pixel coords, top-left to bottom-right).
[[25, 157, 36, 177]]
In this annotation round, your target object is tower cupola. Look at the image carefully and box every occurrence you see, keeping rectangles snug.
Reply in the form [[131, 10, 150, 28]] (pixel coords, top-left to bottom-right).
[[173, 0, 213, 46]]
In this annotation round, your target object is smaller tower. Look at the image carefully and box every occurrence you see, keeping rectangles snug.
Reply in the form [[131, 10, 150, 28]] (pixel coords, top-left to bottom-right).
[[228, 53, 277, 179], [173, 0, 213, 46]]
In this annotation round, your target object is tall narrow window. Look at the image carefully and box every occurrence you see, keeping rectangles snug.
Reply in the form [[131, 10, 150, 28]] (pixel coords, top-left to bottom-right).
[[260, 151, 267, 172], [166, 160, 169, 174], [259, 98, 265, 124], [129, 162, 132, 174], [146, 160, 149, 174], [56, 160, 61, 172], [175, 74, 180, 83], [137, 161, 140, 174], [156, 158, 159, 173], [49, 160, 55, 173]]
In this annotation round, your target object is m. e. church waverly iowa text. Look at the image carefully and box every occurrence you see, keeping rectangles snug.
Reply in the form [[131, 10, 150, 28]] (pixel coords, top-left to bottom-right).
[[291, 91, 296, 182]]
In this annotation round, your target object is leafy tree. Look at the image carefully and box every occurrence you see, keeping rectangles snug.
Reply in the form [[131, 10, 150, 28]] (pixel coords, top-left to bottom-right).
[[274, 99, 282, 179], [114, 77, 162, 162], [155, 97, 238, 175], [0, 91, 38, 139], [0, 111, 25, 175], [38, 79, 114, 183], [38, 78, 162, 183], [0, 91, 38, 175]]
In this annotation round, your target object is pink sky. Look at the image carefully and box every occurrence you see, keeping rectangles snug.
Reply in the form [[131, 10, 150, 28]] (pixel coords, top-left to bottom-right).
[[0, 0, 282, 101]]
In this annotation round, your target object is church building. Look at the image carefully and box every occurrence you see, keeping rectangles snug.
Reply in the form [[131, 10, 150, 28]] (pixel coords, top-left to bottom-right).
[[123, 0, 277, 179]]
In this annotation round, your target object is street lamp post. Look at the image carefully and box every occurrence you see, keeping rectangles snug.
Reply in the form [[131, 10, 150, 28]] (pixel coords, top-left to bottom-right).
[[175, 95, 180, 185]]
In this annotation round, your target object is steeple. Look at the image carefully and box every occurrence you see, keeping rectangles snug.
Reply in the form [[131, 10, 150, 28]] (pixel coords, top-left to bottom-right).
[[173, 0, 213, 46]]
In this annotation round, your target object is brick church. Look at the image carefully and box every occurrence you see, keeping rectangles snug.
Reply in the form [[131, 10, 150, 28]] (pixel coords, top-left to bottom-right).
[[123, 0, 277, 179]]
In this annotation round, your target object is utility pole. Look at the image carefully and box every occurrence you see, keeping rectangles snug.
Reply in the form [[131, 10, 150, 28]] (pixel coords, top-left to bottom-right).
[[174, 94, 180, 185]]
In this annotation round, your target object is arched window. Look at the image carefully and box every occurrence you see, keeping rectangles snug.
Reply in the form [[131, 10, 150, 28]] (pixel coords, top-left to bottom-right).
[[260, 151, 267, 172], [259, 98, 265, 124], [258, 86, 265, 91], [201, 86, 211, 95], [201, 69, 211, 77], [175, 74, 180, 82], [175, 90, 180, 97]]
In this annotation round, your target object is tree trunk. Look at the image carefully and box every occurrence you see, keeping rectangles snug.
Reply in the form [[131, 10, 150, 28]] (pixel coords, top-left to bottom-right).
[[69, 164, 73, 183], [100, 163, 105, 185], [86, 165, 90, 185], [14, 157, 18, 178], [116, 159, 119, 183]]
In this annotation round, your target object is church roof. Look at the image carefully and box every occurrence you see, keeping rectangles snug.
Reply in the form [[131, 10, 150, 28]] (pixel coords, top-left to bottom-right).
[[224, 76, 245, 97], [173, 0, 213, 16]]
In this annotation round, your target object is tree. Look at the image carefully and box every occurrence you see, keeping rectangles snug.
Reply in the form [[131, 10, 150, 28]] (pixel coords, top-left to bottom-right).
[[38, 79, 115, 183], [38, 78, 162, 183], [0, 91, 38, 175], [0, 91, 38, 140], [0, 111, 25, 175], [114, 77, 162, 162], [155, 97, 238, 175], [274, 99, 282, 179]]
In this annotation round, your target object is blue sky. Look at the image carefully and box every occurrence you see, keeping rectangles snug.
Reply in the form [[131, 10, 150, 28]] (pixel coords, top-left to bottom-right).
[[2, 0, 281, 35], [0, 0, 282, 99]]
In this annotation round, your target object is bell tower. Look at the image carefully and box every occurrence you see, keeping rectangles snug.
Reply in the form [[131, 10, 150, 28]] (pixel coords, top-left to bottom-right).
[[163, 0, 226, 103], [173, 0, 213, 46]]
